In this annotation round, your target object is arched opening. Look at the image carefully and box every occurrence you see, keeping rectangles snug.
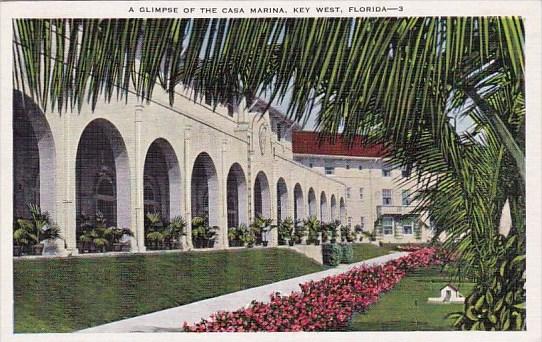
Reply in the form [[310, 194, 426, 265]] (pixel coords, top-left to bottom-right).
[[76, 119, 131, 230], [308, 188, 317, 218], [320, 192, 328, 223], [13, 92, 56, 220], [340, 197, 347, 224], [254, 171, 271, 219], [330, 195, 337, 221], [143, 138, 181, 223], [276, 178, 288, 223], [191, 152, 219, 227], [293, 183, 304, 223], [226, 163, 247, 228]]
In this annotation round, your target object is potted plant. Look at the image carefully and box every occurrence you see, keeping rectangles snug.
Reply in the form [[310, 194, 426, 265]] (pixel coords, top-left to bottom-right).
[[329, 220, 339, 243], [294, 222, 307, 245], [191, 216, 207, 248], [362, 230, 376, 242], [146, 230, 164, 250], [79, 226, 109, 253], [304, 216, 321, 245], [243, 227, 256, 248], [106, 227, 133, 252], [278, 217, 294, 245], [168, 216, 187, 250], [146, 212, 164, 249], [27, 203, 52, 255], [93, 228, 109, 253], [13, 218, 32, 256], [354, 224, 364, 242], [340, 225, 355, 243], [250, 216, 272, 246], [228, 226, 240, 247]]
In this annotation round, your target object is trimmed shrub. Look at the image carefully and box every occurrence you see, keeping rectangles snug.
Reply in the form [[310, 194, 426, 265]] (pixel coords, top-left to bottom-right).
[[340, 243, 354, 264], [322, 243, 342, 266]]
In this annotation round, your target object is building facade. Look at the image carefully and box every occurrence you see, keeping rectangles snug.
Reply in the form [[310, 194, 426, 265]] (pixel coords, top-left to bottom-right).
[[13, 83, 432, 255], [13, 88, 348, 254], [292, 132, 432, 243]]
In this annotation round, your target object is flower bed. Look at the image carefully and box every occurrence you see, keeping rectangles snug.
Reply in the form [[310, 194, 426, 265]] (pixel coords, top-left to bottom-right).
[[182, 248, 446, 332]]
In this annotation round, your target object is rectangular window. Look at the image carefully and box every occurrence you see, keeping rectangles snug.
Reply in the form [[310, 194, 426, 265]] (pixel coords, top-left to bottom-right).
[[402, 190, 411, 206], [382, 189, 392, 206], [346, 187, 351, 198], [277, 123, 282, 141], [347, 217, 352, 227], [325, 166, 335, 175], [359, 187, 364, 200], [382, 217, 393, 235], [402, 221, 413, 235], [382, 168, 391, 177], [360, 217, 365, 229]]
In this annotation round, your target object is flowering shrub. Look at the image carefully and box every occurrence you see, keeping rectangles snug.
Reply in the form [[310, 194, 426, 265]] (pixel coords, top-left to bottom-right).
[[182, 248, 446, 332]]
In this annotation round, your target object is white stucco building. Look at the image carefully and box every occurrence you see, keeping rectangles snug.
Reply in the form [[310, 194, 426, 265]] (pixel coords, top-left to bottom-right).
[[292, 132, 432, 243], [13, 88, 349, 254], [13, 83, 432, 255]]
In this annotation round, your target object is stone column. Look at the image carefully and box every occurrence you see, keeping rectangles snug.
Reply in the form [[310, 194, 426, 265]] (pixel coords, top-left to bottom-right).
[[218, 138, 229, 249], [133, 104, 146, 252], [63, 111, 77, 255], [184, 126, 193, 249]]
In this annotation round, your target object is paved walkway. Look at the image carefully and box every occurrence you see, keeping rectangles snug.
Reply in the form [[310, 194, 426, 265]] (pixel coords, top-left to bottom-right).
[[78, 252, 408, 333]]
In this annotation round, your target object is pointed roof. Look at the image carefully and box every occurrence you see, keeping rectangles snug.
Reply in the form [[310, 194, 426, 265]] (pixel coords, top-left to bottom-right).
[[441, 283, 460, 292]]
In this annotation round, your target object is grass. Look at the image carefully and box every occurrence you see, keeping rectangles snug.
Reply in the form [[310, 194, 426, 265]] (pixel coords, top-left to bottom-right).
[[345, 267, 474, 331], [14, 248, 325, 333], [350, 243, 395, 262]]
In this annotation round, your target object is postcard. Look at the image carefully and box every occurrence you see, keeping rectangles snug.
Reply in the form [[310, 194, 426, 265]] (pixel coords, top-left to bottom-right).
[[1, 1, 541, 341]]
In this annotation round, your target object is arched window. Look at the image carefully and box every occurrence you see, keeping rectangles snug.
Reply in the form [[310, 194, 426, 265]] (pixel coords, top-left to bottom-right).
[[95, 174, 116, 225], [143, 175, 161, 215]]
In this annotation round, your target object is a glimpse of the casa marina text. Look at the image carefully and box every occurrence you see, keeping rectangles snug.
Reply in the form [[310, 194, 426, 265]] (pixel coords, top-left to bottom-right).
[[131, 5, 405, 15]]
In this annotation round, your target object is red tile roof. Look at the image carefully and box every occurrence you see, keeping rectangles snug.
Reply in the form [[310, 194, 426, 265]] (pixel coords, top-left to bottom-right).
[[292, 131, 387, 158]]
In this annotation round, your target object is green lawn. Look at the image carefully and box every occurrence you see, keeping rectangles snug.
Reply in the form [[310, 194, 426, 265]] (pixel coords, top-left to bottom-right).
[[350, 243, 395, 262], [345, 267, 474, 331], [14, 248, 325, 333]]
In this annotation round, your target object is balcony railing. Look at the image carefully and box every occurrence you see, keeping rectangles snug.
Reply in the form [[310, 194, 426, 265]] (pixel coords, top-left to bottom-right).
[[376, 205, 416, 216]]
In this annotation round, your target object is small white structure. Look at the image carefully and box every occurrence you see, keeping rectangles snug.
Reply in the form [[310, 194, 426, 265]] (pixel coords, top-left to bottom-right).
[[428, 284, 465, 304]]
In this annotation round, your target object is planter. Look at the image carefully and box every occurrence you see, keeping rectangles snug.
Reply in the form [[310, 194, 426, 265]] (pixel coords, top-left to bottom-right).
[[32, 243, 44, 256], [206, 240, 215, 249], [315, 240, 321, 246], [288, 240, 295, 246], [112, 243, 122, 252], [13, 245, 22, 257], [88, 243, 97, 253], [229, 240, 242, 247], [95, 245, 107, 253], [262, 241, 269, 247]]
